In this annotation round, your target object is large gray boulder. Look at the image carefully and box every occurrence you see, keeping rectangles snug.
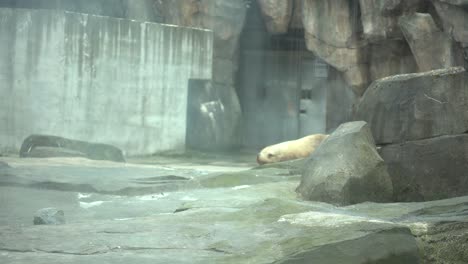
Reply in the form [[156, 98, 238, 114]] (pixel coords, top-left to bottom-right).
[[257, 0, 293, 34], [399, 12, 463, 71], [355, 67, 468, 144], [379, 134, 468, 202], [296, 121, 393, 206]]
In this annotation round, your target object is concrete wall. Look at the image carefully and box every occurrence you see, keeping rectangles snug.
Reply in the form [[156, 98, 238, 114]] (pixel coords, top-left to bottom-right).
[[0, 8, 213, 156]]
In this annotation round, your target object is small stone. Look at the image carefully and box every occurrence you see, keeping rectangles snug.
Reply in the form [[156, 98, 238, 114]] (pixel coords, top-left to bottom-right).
[[0, 161, 10, 168], [33, 208, 66, 225]]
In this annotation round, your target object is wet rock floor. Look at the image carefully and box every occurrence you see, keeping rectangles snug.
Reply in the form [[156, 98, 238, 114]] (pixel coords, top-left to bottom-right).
[[0, 152, 467, 263]]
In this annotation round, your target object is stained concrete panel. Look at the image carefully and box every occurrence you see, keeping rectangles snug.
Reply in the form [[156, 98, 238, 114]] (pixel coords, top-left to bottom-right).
[[0, 8, 213, 155]]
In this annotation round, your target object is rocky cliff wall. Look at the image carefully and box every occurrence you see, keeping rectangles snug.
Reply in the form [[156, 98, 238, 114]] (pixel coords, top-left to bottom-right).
[[256, 0, 467, 95]]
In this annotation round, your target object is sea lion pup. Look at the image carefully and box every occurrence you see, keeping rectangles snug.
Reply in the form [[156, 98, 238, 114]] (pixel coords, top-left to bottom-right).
[[257, 134, 329, 165]]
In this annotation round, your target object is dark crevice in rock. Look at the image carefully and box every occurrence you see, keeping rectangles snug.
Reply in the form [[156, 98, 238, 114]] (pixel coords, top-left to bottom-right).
[[133, 175, 190, 182], [174, 207, 191, 213], [1, 246, 232, 256], [113, 246, 231, 255], [377, 132, 468, 147], [0, 179, 186, 197], [0, 248, 34, 253]]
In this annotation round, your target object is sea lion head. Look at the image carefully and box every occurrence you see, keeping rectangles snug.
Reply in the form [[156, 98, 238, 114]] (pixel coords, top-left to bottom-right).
[[257, 145, 283, 165]]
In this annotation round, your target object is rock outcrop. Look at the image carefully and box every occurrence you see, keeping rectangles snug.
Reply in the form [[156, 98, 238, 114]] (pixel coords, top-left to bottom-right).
[[257, 0, 293, 34], [433, 0, 468, 47], [355, 67, 468, 144], [356, 67, 468, 202], [399, 12, 463, 71], [302, 0, 369, 95], [297, 121, 393, 205], [379, 134, 468, 202], [368, 40, 418, 81]]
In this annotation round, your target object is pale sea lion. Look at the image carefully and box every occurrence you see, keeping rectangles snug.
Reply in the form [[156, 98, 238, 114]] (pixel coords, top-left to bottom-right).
[[257, 134, 329, 165]]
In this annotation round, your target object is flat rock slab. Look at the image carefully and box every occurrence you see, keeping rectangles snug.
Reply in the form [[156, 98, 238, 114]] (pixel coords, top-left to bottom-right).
[[355, 67, 468, 144], [1, 156, 468, 263], [379, 134, 468, 202]]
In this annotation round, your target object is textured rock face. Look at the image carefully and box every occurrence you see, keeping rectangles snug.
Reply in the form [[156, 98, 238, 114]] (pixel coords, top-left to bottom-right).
[[290, 0, 304, 28], [355, 67, 468, 144], [296, 121, 393, 206], [433, 0, 468, 47], [368, 40, 418, 82], [380, 135, 468, 202], [438, 0, 468, 5], [156, 0, 246, 44], [3, 156, 468, 263], [302, 0, 369, 95], [33, 208, 65, 225], [257, 0, 293, 34], [399, 13, 463, 71], [416, 220, 468, 263], [359, 0, 402, 42], [303, 0, 359, 47], [359, 0, 426, 42]]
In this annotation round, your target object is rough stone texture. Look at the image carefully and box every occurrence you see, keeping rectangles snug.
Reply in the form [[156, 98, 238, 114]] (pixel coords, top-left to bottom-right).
[[304, 34, 369, 95], [302, 0, 369, 95], [326, 69, 358, 133], [359, 0, 426, 42], [354, 67, 468, 144], [257, 0, 293, 34], [438, 0, 468, 5], [213, 58, 235, 85], [296, 121, 393, 205], [379, 134, 468, 202], [0, 8, 212, 155], [186, 80, 242, 151], [19, 135, 125, 162], [33, 208, 65, 225], [273, 228, 419, 264], [415, 221, 468, 263], [368, 40, 418, 82], [359, 0, 401, 42], [3, 156, 468, 263], [302, 0, 359, 47], [399, 13, 463, 71], [433, 0, 468, 47], [123, 0, 162, 23], [290, 0, 304, 29], [0, 161, 9, 168], [156, 0, 246, 59]]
